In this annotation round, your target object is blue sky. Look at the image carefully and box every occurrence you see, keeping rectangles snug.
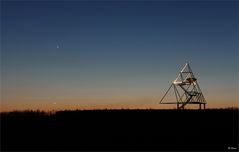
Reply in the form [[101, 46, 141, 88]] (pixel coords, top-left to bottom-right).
[[1, 1, 238, 111]]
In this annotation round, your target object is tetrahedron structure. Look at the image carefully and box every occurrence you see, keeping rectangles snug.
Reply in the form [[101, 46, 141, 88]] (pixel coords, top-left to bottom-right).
[[160, 62, 206, 109]]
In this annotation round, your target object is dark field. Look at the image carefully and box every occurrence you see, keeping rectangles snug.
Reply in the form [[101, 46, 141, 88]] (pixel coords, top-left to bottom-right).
[[1, 109, 238, 151]]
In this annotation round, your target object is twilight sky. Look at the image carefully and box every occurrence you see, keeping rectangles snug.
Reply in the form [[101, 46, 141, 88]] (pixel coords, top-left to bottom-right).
[[1, 0, 238, 111]]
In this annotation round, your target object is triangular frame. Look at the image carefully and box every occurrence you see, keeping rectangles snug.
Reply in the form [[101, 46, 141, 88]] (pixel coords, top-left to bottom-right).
[[160, 62, 206, 109]]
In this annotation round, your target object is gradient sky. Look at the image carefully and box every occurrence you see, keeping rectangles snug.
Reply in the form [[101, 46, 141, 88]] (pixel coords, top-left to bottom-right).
[[1, 0, 238, 111]]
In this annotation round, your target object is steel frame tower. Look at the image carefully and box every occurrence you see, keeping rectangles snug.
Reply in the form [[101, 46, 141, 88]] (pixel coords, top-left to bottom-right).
[[160, 63, 206, 109]]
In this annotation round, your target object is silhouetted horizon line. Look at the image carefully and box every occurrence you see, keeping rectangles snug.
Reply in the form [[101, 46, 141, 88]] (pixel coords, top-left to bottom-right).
[[1, 107, 239, 114]]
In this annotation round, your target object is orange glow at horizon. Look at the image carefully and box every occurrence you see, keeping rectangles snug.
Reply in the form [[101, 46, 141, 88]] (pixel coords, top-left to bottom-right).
[[1, 97, 238, 112]]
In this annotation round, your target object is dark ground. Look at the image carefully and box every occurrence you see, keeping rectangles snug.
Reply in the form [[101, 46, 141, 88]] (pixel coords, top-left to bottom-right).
[[1, 109, 238, 151]]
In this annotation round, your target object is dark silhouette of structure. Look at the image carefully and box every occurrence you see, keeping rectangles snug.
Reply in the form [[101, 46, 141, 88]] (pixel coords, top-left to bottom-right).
[[160, 62, 206, 109]]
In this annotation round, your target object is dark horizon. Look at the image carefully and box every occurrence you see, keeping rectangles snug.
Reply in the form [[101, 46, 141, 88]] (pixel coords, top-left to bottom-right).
[[1, 107, 238, 114], [1, 108, 238, 151]]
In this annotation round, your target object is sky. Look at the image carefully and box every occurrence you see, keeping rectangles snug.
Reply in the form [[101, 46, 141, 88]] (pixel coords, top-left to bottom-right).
[[1, 0, 238, 111]]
